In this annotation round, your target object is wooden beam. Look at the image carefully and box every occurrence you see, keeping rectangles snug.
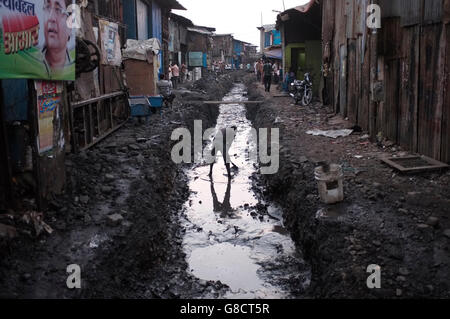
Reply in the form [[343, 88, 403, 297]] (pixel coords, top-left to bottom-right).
[[0, 80, 13, 207], [71, 91, 125, 108], [192, 100, 264, 105], [28, 80, 44, 210]]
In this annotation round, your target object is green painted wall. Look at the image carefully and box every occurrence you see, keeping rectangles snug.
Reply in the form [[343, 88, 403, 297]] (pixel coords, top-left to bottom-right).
[[285, 43, 305, 78], [284, 41, 322, 96]]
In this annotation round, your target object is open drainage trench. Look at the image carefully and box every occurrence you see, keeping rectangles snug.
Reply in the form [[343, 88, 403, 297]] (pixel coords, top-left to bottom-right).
[[181, 83, 311, 298]]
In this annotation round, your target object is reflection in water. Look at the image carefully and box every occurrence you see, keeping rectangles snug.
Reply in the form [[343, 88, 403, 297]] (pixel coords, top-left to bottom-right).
[[210, 177, 235, 219]]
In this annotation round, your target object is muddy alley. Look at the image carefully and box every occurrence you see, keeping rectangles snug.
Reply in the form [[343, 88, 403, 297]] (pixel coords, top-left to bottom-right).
[[1, 0, 450, 307]]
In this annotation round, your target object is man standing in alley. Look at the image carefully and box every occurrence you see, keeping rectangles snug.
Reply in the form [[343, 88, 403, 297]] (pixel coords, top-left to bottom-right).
[[180, 63, 187, 83], [256, 59, 263, 83], [157, 74, 176, 108], [208, 126, 239, 179], [263, 59, 273, 92], [171, 63, 180, 89]]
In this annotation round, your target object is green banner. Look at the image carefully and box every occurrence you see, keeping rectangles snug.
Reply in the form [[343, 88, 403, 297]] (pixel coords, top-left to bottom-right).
[[0, 0, 75, 81]]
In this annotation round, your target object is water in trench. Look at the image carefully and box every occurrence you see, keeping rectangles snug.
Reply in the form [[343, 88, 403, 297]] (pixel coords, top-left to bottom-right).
[[181, 83, 310, 299]]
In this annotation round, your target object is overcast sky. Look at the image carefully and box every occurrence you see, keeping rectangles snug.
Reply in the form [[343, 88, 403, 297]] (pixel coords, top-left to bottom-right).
[[173, 0, 310, 47]]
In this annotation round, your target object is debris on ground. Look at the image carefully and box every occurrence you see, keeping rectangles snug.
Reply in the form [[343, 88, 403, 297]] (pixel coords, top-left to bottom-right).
[[306, 129, 354, 139]]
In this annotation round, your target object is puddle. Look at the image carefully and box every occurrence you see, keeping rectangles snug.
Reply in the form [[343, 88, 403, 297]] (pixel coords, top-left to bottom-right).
[[181, 84, 310, 299]]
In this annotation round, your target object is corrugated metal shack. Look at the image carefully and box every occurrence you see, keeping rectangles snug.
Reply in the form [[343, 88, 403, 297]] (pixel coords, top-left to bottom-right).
[[322, 0, 450, 163], [187, 25, 216, 71], [169, 13, 194, 66], [212, 34, 234, 65]]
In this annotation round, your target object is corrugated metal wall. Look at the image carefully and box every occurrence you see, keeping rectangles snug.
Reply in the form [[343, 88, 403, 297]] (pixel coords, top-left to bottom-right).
[[123, 0, 137, 39], [323, 0, 450, 163]]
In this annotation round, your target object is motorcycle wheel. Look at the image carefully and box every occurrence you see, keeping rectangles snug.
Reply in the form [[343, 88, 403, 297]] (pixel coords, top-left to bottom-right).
[[302, 89, 313, 106]]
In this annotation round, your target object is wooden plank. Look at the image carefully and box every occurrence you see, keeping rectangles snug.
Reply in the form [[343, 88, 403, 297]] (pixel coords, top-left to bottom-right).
[[423, 0, 443, 25], [442, 24, 450, 163], [79, 120, 127, 152], [369, 31, 378, 139], [381, 155, 449, 172], [339, 44, 347, 118], [82, 106, 88, 147], [0, 81, 12, 207], [124, 59, 155, 96], [445, 0, 450, 23], [89, 104, 94, 145], [345, 0, 354, 39], [334, 0, 346, 114], [347, 39, 357, 123], [196, 101, 265, 105], [322, 0, 335, 107], [418, 24, 444, 160], [71, 91, 125, 108], [359, 34, 370, 131], [399, 25, 420, 153]]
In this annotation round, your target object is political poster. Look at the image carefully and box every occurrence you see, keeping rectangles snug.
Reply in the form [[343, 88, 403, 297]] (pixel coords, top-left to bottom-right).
[[99, 19, 121, 66], [35, 80, 63, 153], [0, 0, 76, 81]]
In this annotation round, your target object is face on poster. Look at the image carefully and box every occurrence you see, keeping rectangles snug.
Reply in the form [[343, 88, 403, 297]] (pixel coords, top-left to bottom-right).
[[0, 0, 76, 80]]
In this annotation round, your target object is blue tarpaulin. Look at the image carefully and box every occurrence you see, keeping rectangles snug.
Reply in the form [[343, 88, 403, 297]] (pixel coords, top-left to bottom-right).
[[265, 48, 282, 60]]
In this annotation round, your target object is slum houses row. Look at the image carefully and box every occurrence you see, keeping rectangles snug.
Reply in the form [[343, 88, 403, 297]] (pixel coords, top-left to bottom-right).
[[261, 0, 450, 165], [0, 0, 258, 213]]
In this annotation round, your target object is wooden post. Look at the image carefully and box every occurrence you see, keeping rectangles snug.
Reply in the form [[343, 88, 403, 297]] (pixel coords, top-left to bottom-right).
[[28, 80, 44, 211], [0, 80, 13, 208], [65, 83, 79, 153], [369, 27, 378, 141]]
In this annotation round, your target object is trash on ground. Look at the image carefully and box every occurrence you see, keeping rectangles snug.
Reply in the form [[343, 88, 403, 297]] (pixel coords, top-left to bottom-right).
[[306, 129, 353, 139], [21, 212, 54, 236], [274, 117, 284, 124], [381, 155, 449, 173], [314, 164, 345, 204]]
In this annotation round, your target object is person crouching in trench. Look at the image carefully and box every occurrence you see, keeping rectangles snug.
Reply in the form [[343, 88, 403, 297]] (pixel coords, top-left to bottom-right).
[[208, 126, 239, 179]]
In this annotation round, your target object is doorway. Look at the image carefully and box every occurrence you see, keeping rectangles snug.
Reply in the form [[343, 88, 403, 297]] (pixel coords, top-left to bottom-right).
[[291, 47, 306, 80]]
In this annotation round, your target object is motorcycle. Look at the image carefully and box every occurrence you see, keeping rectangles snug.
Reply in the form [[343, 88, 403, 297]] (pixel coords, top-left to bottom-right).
[[289, 73, 313, 106]]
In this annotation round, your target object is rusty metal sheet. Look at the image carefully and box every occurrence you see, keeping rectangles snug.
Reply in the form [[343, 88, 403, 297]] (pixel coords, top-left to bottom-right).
[[381, 155, 449, 172], [355, 34, 371, 131], [345, 0, 354, 39], [444, 0, 450, 22], [380, 0, 402, 18], [441, 24, 450, 163], [424, 0, 443, 24], [347, 39, 357, 123], [355, 0, 368, 36], [339, 44, 347, 117], [399, 25, 420, 153], [322, 0, 335, 43], [418, 24, 444, 160], [399, 0, 423, 26]]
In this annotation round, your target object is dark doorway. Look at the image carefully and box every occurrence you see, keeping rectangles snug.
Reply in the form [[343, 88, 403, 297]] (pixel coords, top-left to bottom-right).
[[291, 47, 306, 80], [0, 81, 12, 209]]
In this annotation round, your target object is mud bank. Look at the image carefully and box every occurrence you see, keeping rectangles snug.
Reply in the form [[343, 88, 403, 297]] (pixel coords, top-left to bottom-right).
[[244, 75, 450, 299], [0, 73, 235, 298]]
